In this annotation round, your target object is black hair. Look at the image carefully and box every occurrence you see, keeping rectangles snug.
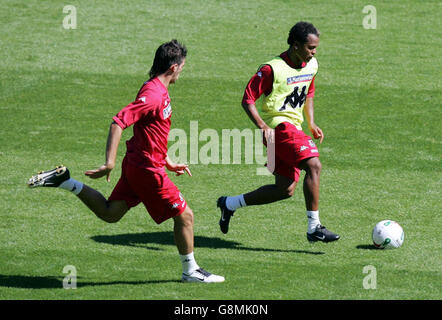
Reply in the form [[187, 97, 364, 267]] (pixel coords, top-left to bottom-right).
[[149, 39, 187, 78], [287, 22, 320, 46]]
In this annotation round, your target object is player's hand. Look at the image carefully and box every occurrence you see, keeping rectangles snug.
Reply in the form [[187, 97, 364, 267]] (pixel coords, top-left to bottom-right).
[[84, 164, 113, 182], [261, 125, 275, 145], [166, 162, 192, 177], [309, 123, 324, 144]]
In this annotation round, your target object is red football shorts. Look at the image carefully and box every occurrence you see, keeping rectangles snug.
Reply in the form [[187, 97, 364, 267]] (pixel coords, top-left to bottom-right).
[[268, 122, 320, 182], [108, 157, 187, 224]]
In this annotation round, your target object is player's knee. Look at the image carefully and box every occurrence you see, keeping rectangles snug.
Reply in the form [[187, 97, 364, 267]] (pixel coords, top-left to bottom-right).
[[179, 206, 194, 227], [101, 202, 126, 223], [277, 184, 295, 199], [275, 175, 296, 199], [307, 158, 322, 174]]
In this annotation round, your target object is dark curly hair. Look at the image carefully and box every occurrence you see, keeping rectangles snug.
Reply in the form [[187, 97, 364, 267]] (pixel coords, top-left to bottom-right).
[[149, 39, 187, 78], [287, 22, 320, 46]]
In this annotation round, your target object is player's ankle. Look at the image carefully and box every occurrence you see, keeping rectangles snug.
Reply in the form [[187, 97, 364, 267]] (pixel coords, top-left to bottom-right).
[[180, 252, 200, 274], [226, 195, 246, 211], [59, 178, 84, 195], [306, 210, 320, 234]]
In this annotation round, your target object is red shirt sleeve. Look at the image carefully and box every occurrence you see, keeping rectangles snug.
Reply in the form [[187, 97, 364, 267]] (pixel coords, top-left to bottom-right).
[[113, 95, 160, 129], [242, 64, 274, 105], [307, 76, 316, 98]]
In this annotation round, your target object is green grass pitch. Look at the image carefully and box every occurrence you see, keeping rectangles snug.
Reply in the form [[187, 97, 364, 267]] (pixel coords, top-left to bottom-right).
[[0, 0, 441, 300]]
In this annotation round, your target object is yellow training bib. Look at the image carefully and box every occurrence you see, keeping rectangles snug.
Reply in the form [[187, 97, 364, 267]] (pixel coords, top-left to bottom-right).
[[259, 56, 318, 129]]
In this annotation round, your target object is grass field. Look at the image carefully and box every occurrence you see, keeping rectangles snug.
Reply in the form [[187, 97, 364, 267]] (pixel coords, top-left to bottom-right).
[[0, 0, 441, 300]]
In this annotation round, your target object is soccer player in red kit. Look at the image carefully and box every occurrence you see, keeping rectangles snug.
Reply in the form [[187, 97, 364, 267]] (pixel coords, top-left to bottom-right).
[[28, 40, 224, 283], [217, 22, 340, 242]]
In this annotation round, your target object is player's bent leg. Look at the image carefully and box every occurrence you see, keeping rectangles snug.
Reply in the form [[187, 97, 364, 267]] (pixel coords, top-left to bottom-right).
[[77, 185, 129, 223], [218, 174, 296, 234], [28, 166, 129, 223], [242, 174, 296, 206]]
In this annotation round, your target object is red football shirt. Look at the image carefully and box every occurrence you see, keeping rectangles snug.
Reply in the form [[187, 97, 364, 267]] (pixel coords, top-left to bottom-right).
[[242, 51, 316, 105], [113, 77, 172, 169]]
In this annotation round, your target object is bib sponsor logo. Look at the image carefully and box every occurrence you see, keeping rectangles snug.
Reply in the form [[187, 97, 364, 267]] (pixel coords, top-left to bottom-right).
[[286, 73, 314, 85]]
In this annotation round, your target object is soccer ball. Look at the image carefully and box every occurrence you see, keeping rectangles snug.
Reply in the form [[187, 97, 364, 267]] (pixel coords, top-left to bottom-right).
[[372, 220, 404, 249]]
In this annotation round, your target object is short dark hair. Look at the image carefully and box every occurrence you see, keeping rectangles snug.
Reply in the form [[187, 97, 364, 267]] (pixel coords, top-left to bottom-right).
[[287, 22, 320, 46], [149, 39, 187, 78]]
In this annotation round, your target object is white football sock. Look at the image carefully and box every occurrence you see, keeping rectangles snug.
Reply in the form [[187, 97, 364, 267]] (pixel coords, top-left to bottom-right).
[[180, 252, 200, 274], [226, 195, 246, 211], [307, 210, 320, 234], [59, 178, 84, 196]]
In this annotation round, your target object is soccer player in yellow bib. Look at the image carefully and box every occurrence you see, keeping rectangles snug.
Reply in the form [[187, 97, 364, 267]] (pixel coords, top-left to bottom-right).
[[218, 22, 340, 242]]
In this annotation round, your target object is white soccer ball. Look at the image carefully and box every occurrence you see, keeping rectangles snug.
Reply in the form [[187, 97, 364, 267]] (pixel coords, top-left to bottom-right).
[[372, 220, 404, 249]]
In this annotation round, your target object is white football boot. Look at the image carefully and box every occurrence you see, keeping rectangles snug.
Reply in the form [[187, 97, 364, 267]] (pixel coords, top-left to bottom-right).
[[182, 268, 225, 283]]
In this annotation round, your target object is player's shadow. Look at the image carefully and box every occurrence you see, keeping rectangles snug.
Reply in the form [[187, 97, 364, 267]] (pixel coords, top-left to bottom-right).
[[91, 231, 325, 255], [0, 274, 180, 289]]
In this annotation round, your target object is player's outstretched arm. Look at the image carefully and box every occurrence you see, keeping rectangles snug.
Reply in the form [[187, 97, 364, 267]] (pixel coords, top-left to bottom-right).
[[304, 97, 324, 144], [85, 121, 123, 181]]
